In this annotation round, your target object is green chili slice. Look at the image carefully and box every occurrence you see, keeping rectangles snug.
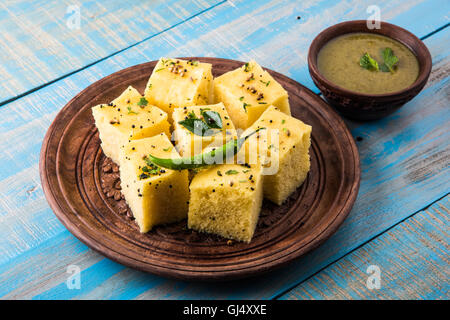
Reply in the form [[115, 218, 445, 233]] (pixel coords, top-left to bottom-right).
[[147, 128, 265, 170]]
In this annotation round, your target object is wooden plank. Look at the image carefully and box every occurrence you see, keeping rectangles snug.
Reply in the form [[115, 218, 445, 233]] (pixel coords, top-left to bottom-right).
[[0, 0, 449, 299], [0, 0, 224, 104], [279, 196, 449, 300], [0, 0, 448, 106]]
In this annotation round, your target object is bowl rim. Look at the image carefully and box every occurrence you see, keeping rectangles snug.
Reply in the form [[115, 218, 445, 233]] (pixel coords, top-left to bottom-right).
[[307, 20, 432, 98]]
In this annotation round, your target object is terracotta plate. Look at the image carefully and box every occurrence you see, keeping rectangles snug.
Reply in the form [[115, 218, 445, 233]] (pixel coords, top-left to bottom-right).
[[40, 58, 360, 281]]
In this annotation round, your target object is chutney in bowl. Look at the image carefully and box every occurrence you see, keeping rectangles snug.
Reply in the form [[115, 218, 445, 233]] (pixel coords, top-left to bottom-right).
[[308, 20, 432, 121], [317, 33, 420, 94]]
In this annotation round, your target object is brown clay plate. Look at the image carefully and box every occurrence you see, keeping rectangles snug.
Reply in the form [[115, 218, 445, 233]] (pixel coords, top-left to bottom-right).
[[40, 58, 360, 281]]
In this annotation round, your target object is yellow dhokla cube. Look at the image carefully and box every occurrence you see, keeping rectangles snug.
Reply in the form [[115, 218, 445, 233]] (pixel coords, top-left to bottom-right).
[[92, 86, 170, 164], [241, 105, 311, 205], [214, 60, 290, 129], [188, 163, 263, 243], [119, 133, 189, 233], [172, 103, 237, 157], [144, 58, 214, 120]]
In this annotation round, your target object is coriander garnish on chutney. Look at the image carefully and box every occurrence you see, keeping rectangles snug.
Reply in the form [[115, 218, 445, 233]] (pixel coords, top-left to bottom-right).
[[360, 47, 399, 73], [146, 128, 265, 170], [359, 52, 379, 71], [380, 47, 399, 73], [317, 33, 418, 94]]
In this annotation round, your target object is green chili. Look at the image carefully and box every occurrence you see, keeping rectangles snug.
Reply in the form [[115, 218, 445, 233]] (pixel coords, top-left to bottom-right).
[[147, 128, 265, 170]]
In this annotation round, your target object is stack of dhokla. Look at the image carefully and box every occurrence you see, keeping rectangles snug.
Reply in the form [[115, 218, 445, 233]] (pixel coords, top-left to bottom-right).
[[92, 58, 311, 242]]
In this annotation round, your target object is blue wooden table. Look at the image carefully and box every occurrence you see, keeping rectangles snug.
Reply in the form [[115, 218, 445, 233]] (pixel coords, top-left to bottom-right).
[[0, 0, 448, 300]]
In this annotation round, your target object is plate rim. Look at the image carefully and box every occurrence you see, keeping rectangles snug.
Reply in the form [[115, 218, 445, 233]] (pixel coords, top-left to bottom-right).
[[39, 57, 361, 281]]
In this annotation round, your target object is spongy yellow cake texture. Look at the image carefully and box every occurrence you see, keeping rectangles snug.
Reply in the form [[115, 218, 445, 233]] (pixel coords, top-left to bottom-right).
[[172, 102, 237, 157], [144, 58, 214, 121], [188, 163, 263, 243], [119, 133, 189, 233], [214, 60, 290, 130], [241, 105, 311, 205], [92, 86, 170, 164]]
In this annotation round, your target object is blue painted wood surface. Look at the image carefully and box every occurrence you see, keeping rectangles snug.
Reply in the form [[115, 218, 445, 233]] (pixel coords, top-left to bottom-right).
[[0, 0, 449, 299], [280, 195, 450, 300], [0, 0, 224, 104]]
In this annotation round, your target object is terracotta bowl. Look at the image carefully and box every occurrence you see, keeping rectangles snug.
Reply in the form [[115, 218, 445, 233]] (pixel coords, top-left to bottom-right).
[[308, 20, 432, 121]]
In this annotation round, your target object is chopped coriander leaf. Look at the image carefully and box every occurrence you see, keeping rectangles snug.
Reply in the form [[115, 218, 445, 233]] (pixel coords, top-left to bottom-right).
[[359, 53, 379, 71], [127, 106, 138, 114], [155, 67, 165, 72], [281, 119, 286, 124], [243, 102, 250, 112], [139, 158, 164, 179], [381, 47, 399, 73], [187, 111, 197, 119], [217, 170, 222, 176], [260, 80, 270, 86], [243, 62, 252, 72], [137, 97, 148, 107], [225, 170, 239, 175], [163, 147, 171, 152], [239, 96, 244, 101]]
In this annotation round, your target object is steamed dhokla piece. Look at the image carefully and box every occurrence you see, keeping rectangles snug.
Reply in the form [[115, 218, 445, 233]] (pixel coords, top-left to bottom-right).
[[144, 58, 213, 120], [188, 164, 263, 243], [241, 106, 311, 205], [92, 86, 170, 164], [119, 133, 189, 233], [214, 60, 290, 129], [172, 103, 237, 157]]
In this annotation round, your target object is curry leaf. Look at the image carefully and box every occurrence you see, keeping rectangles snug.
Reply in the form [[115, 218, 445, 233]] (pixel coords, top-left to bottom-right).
[[201, 110, 222, 129], [178, 118, 217, 136]]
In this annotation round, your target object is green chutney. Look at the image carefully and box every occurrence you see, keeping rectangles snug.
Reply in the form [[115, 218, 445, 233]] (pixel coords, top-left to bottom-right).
[[317, 33, 419, 94]]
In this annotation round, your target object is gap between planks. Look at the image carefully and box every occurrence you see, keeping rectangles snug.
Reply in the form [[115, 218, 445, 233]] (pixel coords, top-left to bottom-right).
[[1, 5, 448, 111]]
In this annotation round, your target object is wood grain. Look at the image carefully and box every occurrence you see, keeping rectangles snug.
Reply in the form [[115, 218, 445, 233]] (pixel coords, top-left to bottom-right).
[[0, 0, 447, 265], [0, 0, 448, 106], [39, 58, 360, 280], [0, 0, 448, 298], [0, 0, 223, 104], [280, 195, 449, 300]]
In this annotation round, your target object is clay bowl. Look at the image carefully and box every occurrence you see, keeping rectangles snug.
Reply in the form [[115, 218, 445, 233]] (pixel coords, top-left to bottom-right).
[[308, 20, 432, 121]]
